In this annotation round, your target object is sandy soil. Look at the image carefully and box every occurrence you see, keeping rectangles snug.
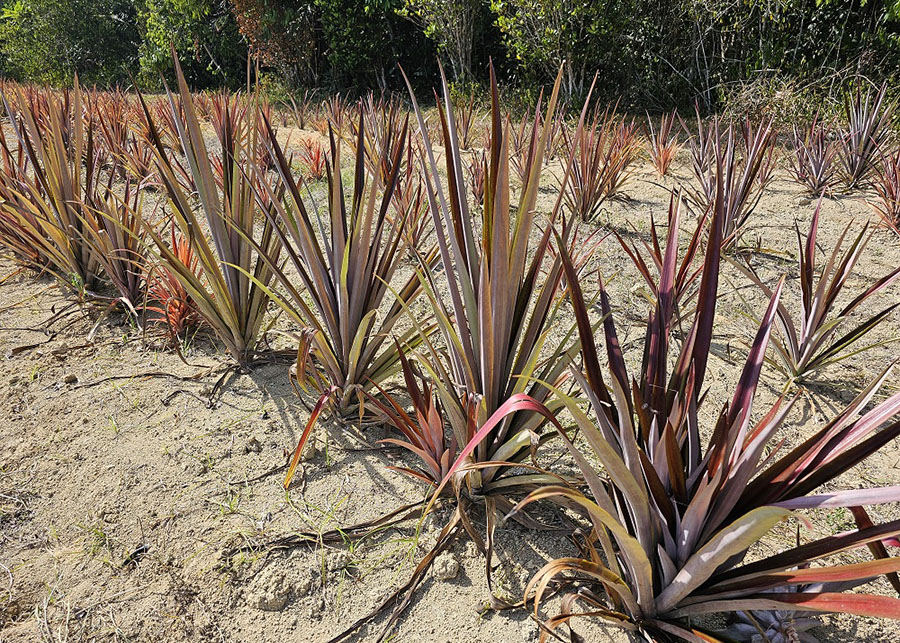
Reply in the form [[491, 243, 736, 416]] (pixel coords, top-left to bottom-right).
[[1, 127, 899, 643]]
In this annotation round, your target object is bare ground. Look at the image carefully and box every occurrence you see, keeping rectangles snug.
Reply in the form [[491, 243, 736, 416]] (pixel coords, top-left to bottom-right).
[[1, 138, 900, 642]]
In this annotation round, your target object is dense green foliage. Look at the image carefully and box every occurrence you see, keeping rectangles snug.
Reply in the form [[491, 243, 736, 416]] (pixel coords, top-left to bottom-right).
[[1, 0, 900, 107], [0, 0, 138, 85], [137, 0, 247, 88]]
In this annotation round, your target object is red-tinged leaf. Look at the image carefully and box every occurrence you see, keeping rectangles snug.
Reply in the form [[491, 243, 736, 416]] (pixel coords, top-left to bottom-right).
[[554, 229, 613, 413], [851, 507, 900, 594], [284, 386, 339, 489], [709, 518, 900, 584], [773, 485, 900, 510], [690, 143, 724, 391], [597, 274, 630, 415], [786, 420, 900, 500], [752, 591, 900, 619], [669, 591, 900, 619], [428, 394, 564, 505], [702, 556, 900, 595], [727, 276, 785, 434]]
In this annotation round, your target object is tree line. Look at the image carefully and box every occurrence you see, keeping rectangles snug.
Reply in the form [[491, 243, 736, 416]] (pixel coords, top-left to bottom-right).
[[1, 0, 899, 109]]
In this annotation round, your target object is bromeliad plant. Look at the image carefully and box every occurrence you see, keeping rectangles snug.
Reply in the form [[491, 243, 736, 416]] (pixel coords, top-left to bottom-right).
[[250, 107, 436, 489], [145, 227, 204, 345], [137, 55, 282, 362], [870, 145, 900, 235], [390, 141, 430, 253], [507, 159, 900, 642], [402, 62, 582, 507], [788, 115, 838, 196], [616, 190, 707, 327], [466, 149, 486, 206], [690, 118, 775, 251], [840, 81, 893, 191], [562, 103, 639, 222], [80, 175, 148, 321], [299, 137, 327, 181], [321, 65, 588, 643], [732, 200, 900, 384], [366, 345, 456, 489], [0, 80, 104, 295], [645, 110, 681, 177]]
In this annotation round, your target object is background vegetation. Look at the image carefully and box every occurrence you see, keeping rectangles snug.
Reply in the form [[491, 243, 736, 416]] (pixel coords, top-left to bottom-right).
[[2, 0, 900, 109]]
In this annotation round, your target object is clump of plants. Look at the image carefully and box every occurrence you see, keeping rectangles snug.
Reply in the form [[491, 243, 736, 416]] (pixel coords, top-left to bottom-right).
[[733, 201, 900, 384], [507, 163, 900, 642]]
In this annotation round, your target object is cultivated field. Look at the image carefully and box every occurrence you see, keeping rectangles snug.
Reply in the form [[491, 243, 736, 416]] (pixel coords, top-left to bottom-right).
[[1, 66, 900, 642]]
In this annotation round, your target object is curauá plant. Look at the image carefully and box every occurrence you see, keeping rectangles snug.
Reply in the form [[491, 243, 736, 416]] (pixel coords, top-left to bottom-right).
[[504, 157, 900, 642], [732, 200, 900, 384], [616, 190, 707, 327], [870, 145, 900, 235], [79, 175, 148, 322], [144, 227, 204, 345], [324, 64, 586, 643], [0, 79, 104, 296], [646, 110, 681, 177], [788, 114, 838, 196], [366, 344, 456, 489], [248, 103, 436, 489], [689, 117, 775, 251], [401, 62, 583, 510], [562, 102, 639, 222], [137, 54, 283, 363], [840, 81, 893, 190]]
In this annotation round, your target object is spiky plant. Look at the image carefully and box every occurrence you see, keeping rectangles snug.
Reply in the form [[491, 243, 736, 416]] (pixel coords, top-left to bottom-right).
[[616, 191, 706, 325], [840, 81, 893, 190], [454, 91, 478, 150], [870, 145, 900, 235], [0, 80, 104, 295], [325, 66, 586, 643], [390, 142, 430, 252], [646, 110, 681, 177], [286, 89, 314, 130], [562, 102, 639, 222], [506, 157, 900, 642], [145, 227, 204, 344], [299, 137, 327, 181], [80, 176, 147, 317], [788, 115, 838, 196], [466, 149, 486, 206], [366, 345, 456, 489], [137, 54, 282, 362], [401, 62, 584, 503], [689, 118, 775, 250], [732, 200, 900, 384], [247, 106, 435, 488]]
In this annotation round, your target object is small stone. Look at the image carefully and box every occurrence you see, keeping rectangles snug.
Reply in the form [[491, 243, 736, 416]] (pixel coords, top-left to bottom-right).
[[300, 440, 319, 462], [432, 552, 459, 581], [799, 198, 811, 206], [8, 376, 20, 386], [63, 373, 78, 385], [306, 595, 325, 619], [243, 437, 262, 454], [326, 550, 351, 572], [294, 573, 313, 598]]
